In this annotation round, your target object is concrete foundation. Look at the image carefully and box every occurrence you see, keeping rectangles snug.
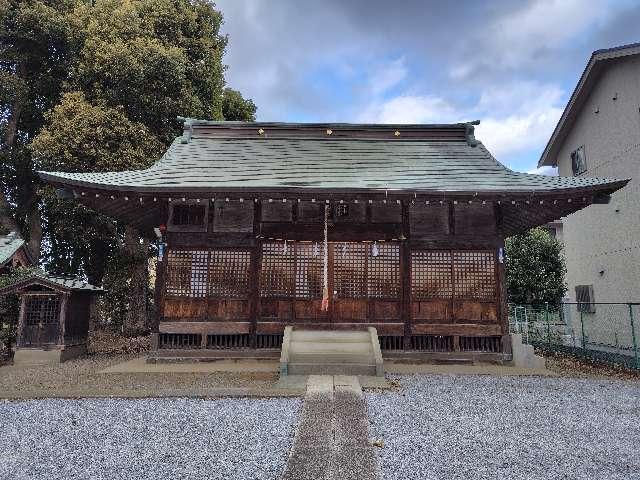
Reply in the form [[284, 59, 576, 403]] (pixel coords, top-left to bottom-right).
[[13, 344, 87, 366], [510, 334, 546, 369]]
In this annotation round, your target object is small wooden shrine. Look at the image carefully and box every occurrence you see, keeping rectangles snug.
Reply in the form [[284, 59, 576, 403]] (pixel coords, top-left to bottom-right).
[[0, 272, 102, 364], [38, 120, 628, 362], [0, 232, 33, 274]]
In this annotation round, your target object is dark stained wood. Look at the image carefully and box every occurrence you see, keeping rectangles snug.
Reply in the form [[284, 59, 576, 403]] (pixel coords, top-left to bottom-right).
[[401, 200, 412, 349], [409, 203, 449, 237], [261, 201, 292, 222], [411, 323, 502, 336], [454, 203, 496, 235], [371, 201, 401, 223], [159, 321, 251, 334], [249, 201, 262, 348], [212, 200, 254, 232], [154, 257, 166, 332]]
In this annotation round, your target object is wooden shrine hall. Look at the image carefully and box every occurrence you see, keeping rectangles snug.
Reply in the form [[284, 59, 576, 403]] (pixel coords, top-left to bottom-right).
[[39, 119, 628, 363]]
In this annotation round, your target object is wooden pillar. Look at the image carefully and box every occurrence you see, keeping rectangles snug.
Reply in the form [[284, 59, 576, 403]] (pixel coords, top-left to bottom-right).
[[153, 256, 166, 333], [494, 202, 511, 355], [58, 292, 70, 346], [249, 200, 262, 348], [16, 295, 27, 348], [401, 200, 412, 350]]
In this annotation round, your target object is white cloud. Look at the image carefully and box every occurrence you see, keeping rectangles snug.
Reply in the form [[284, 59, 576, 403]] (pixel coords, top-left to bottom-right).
[[368, 57, 408, 95], [450, 0, 612, 79], [357, 81, 564, 159], [527, 166, 558, 175], [357, 95, 463, 124]]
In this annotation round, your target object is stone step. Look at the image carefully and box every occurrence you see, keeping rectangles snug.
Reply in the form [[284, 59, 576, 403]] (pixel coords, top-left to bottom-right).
[[290, 330, 371, 343], [289, 353, 375, 365], [280, 326, 384, 377], [290, 341, 373, 355], [288, 363, 377, 376]]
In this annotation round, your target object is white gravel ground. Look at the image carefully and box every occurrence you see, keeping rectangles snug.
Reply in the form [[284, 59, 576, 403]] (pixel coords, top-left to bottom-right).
[[0, 397, 301, 480], [366, 375, 640, 480]]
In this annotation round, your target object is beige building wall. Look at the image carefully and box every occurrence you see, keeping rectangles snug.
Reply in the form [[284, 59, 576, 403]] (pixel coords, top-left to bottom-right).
[[553, 55, 640, 344]]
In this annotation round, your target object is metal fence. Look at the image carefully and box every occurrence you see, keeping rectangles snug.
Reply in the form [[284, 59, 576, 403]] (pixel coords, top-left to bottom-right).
[[509, 303, 640, 370]]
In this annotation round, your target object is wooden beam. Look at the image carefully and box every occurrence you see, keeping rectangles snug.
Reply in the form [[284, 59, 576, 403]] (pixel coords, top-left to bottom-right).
[[401, 200, 412, 349], [249, 200, 262, 348]]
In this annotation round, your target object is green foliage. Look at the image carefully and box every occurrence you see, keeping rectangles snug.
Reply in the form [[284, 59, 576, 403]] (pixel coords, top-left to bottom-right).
[[70, 0, 228, 142], [32, 92, 164, 173], [222, 88, 257, 121], [1, 0, 257, 333], [505, 227, 567, 307]]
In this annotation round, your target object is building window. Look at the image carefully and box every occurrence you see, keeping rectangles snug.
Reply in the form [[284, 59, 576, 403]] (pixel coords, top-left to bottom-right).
[[571, 145, 587, 176], [575, 285, 595, 313]]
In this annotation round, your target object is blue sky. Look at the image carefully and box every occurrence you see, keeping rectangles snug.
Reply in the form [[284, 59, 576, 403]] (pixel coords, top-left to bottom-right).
[[215, 0, 640, 174]]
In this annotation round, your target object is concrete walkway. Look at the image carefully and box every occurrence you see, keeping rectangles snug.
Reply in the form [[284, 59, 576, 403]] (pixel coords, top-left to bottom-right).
[[282, 375, 380, 480]]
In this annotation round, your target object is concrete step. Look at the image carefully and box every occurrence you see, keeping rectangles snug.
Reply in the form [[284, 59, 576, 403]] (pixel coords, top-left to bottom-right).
[[289, 353, 375, 365], [290, 330, 371, 343], [288, 363, 377, 376], [289, 341, 373, 355], [281, 326, 384, 377]]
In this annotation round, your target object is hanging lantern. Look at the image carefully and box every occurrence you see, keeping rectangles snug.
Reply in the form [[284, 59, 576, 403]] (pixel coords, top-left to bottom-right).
[[372, 241, 379, 257], [283, 240, 288, 254], [313, 242, 319, 257]]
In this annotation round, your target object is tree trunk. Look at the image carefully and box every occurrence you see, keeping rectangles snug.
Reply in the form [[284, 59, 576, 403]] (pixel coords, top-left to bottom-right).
[[26, 202, 42, 262], [0, 193, 20, 235], [123, 225, 149, 336]]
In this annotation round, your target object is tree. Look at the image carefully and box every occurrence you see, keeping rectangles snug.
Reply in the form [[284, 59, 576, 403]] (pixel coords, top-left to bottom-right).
[[505, 227, 567, 306], [3, 0, 257, 335], [222, 88, 257, 121], [0, 0, 80, 258]]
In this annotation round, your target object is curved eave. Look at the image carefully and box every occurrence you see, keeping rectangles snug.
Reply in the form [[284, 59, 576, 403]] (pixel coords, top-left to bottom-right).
[[38, 171, 630, 198]]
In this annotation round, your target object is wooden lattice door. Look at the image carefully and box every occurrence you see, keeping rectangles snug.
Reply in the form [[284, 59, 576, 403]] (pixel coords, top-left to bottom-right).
[[20, 294, 61, 346]]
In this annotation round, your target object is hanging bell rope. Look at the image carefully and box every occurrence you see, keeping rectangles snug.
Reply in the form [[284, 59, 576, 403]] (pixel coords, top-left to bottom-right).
[[321, 203, 329, 311]]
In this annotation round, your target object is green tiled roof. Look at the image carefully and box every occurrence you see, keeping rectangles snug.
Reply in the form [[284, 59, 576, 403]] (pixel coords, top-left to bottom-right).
[[38, 121, 628, 195], [0, 232, 25, 266], [0, 269, 103, 294]]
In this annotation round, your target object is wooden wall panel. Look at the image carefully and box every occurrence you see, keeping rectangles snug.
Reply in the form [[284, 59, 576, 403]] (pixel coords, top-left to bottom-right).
[[259, 299, 294, 320], [298, 201, 323, 222], [453, 301, 498, 323], [454, 204, 496, 235], [163, 297, 208, 319], [159, 321, 251, 334], [411, 300, 452, 322], [261, 201, 292, 222], [333, 299, 368, 321], [371, 202, 401, 223], [294, 300, 328, 320], [213, 200, 254, 232], [411, 323, 502, 336], [409, 204, 450, 236], [370, 301, 401, 321], [207, 299, 250, 320]]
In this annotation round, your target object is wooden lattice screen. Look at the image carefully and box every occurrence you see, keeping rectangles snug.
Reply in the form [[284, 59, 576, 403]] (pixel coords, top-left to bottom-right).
[[25, 295, 60, 325], [367, 243, 400, 299], [333, 242, 400, 299], [334, 243, 367, 298], [411, 250, 496, 300], [165, 249, 251, 298], [260, 241, 324, 298], [260, 242, 296, 297]]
